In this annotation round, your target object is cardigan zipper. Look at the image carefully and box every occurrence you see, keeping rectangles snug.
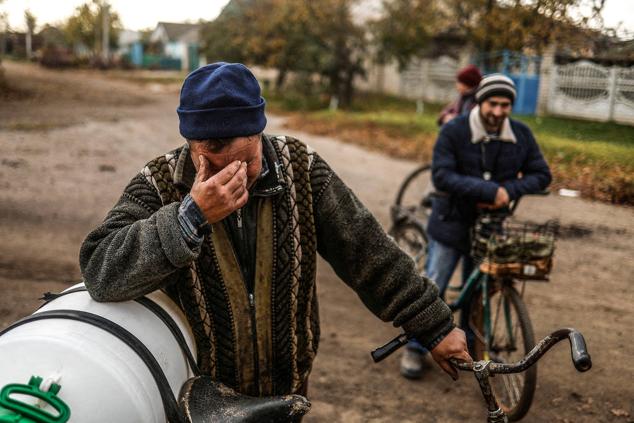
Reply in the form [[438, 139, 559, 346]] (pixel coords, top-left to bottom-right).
[[233, 207, 259, 395], [248, 292, 260, 396]]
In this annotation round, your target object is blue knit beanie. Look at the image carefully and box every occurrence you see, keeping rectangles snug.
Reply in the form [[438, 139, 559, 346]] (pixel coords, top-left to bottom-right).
[[177, 62, 267, 140]]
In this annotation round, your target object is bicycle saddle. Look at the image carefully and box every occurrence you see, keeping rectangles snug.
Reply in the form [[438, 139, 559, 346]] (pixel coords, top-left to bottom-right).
[[178, 376, 311, 423]]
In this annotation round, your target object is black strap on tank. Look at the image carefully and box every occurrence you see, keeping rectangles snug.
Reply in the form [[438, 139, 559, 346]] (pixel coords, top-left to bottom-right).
[[0, 309, 185, 423], [38, 287, 88, 304], [134, 297, 201, 376], [39, 287, 200, 376]]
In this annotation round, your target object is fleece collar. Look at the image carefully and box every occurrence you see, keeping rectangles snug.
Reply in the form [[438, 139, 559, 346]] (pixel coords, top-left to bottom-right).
[[469, 105, 517, 144]]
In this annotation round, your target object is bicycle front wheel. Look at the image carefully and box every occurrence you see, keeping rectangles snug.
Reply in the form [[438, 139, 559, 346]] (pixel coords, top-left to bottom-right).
[[470, 283, 537, 421], [392, 163, 432, 228], [390, 221, 427, 273]]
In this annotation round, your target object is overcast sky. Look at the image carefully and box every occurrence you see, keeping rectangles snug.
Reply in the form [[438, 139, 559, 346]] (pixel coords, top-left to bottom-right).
[[4, 0, 634, 37], [3, 0, 229, 31]]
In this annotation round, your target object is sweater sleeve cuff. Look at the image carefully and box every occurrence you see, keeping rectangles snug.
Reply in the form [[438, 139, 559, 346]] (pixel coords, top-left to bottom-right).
[[178, 194, 208, 249], [401, 296, 454, 348], [500, 181, 518, 201], [421, 320, 456, 351], [480, 181, 499, 203], [156, 202, 201, 267]]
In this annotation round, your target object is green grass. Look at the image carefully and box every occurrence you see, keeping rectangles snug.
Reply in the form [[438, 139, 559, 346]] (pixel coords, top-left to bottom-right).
[[267, 90, 634, 171], [514, 115, 634, 169], [311, 109, 439, 137]]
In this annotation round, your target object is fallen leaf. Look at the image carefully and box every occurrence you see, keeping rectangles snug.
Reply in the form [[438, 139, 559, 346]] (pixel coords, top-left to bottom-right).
[[551, 397, 563, 406], [611, 409, 630, 417]]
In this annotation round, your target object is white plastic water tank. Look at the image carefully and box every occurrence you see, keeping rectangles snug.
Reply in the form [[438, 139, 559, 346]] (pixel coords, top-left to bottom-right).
[[0, 283, 196, 422]]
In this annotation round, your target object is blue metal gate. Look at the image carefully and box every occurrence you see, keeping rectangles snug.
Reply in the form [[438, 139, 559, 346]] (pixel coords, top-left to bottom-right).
[[474, 50, 542, 115]]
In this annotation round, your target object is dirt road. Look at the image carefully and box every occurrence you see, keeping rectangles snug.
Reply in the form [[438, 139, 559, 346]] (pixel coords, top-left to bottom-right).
[[1, 62, 633, 422]]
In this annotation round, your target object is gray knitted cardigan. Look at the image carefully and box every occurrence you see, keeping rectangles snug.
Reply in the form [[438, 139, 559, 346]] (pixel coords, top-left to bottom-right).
[[80, 135, 453, 396]]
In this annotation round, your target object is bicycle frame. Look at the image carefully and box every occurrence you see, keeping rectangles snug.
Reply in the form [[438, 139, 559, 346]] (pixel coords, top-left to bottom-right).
[[447, 269, 487, 313], [448, 270, 519, 362]]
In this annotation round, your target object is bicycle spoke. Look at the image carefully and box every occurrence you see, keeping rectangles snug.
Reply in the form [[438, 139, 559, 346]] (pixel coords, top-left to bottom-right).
[[509, 373, 523, 404], [498, 372, 523, 409], [491, 291, 503, 348], [512, 325, 521, 352], [510, 305, 522, 354], [500, 375, 517, 405], [503, 295, 516, 347]]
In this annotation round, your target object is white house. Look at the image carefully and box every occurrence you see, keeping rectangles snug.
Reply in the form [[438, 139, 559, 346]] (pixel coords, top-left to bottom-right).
[[150, 22, 204, 71], [117, 29, 140, 56]]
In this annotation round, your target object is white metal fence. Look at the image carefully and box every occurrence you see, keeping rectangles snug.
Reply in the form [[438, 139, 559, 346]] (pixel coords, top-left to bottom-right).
[[400, 56, 458, 103], [548, 60, 634, 125], [360, 52, 634, 126]]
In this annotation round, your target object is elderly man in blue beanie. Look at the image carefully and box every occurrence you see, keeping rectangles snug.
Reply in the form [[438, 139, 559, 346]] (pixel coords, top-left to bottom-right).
[[399, 74, 552, 379], [80, 62, 470, 408]]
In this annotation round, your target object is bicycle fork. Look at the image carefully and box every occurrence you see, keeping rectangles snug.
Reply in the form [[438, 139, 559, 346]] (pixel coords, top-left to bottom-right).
[[473, 360, 508, 423]]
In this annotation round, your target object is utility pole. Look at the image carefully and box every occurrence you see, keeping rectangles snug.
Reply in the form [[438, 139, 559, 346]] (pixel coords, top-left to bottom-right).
[[482, 0, 495, 70], [0, 13, 7, 57], [101, 3, 109, 64], [25, 10, 36, 60]]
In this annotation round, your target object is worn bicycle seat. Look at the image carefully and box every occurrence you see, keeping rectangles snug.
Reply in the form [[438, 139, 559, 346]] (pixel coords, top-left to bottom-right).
[[178, 376, 311, 423]]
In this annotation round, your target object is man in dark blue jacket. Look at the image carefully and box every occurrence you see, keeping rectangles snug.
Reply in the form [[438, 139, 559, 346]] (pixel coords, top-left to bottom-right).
[[400, 74, 552, 379]]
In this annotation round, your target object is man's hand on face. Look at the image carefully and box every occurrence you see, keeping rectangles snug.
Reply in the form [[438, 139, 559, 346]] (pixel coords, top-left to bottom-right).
[[478, 186, 510, 210], [430, 327, 472, 380], [190, 156, 249, 224]]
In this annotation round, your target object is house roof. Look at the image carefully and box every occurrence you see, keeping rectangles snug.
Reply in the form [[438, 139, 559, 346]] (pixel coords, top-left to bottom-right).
[[37, 25, 67, 47], [156, 22, 201, 42]]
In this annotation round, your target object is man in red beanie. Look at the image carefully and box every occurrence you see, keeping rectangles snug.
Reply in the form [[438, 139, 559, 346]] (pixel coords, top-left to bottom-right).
[[437, 64, 482, 126]]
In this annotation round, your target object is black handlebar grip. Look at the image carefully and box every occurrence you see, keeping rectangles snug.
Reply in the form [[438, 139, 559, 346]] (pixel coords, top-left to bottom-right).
[[371, 334, 408, 363], [568, 331, 592, 372]]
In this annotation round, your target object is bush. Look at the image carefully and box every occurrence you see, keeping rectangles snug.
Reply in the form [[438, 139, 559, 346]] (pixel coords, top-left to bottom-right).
[[39, 46, 77, 68], [266, 73, 330, 111]]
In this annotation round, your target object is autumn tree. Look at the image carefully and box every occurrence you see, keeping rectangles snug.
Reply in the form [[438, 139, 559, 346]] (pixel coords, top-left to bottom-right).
[[202, 0, 367, 108], [305, 0, 367, 108], [372, 0, 445, 70], [62, 0, 121, 56], [203, 0, 320, 88], [374, 0, 608, 70], [0, 1, 6, 90], [465, 0, 608, 55]]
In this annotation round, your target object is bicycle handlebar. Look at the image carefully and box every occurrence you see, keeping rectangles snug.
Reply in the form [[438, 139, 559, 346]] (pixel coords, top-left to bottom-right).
[[508, 189, 550, 214], [370, 334, 408, 363], [371, 327, 591, 373], [371, 334, 408, 363], [450, 328, 591, 374], [568, 330, 592, 371]]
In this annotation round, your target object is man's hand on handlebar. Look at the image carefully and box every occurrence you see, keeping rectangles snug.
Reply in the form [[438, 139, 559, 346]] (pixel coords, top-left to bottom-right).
[[430, 327, 473, 380], [478, 186, 510, 210]]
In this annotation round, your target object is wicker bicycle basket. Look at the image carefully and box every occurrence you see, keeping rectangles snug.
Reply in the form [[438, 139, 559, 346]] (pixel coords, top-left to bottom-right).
[[471, 214, 559, 280]]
